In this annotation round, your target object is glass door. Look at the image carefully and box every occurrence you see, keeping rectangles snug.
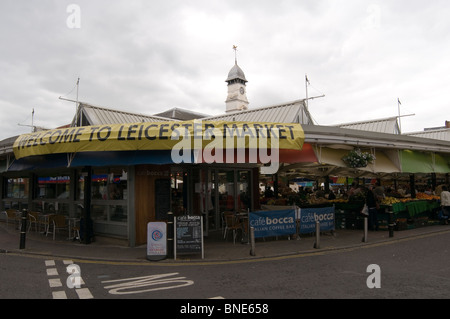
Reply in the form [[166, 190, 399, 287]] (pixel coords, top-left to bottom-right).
[[218, 170, 235, 213], [237, 170, 251, 212]]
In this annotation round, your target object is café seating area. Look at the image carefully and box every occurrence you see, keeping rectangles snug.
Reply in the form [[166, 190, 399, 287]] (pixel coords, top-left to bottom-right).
[[1, 209, 81, 242]]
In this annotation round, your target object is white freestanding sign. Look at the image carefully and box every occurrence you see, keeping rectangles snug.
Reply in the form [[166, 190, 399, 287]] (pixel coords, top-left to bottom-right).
[[147, 222, 167, 261]]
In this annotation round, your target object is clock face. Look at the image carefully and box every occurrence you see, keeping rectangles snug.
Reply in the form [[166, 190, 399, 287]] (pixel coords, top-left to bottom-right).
[[240, 87, 245, 94]]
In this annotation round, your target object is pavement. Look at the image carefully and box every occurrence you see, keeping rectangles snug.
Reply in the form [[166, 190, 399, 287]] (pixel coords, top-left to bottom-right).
[[2, 220, 450, 264]]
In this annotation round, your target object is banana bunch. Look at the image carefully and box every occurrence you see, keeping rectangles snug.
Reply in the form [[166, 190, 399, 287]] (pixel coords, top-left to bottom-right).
[[381, 197, 401, 205]]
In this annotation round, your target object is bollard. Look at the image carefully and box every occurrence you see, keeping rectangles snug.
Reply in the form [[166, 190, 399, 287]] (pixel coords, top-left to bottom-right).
[[19, 209, 28, 250], [388, 211, 394, 238], [362, 217, 368, 243], [250, 227, 255, 256], [314, 221, 320, 249], [167, 212, 174, 259]]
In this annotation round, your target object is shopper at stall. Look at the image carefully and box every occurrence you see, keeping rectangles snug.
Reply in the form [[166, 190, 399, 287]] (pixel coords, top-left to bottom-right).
[[440, 186, 450, 224], [374, 183, 385, 202], [348, 182, 362, 199], [366, 185, 379, 231]]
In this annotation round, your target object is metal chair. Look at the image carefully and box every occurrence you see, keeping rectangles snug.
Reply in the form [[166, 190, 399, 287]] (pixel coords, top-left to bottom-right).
[[27, 211, 40, 232], [47, 214, 67, 240], [223, 212, 242, 244], [4, 209, 20, 229]]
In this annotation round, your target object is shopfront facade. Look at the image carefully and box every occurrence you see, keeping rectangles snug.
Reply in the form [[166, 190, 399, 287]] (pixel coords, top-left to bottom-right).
[[2, 119, 304, 246], [1, 159, 262, 246], [3, 102, 450, 247], [1, 165, 132, 239]]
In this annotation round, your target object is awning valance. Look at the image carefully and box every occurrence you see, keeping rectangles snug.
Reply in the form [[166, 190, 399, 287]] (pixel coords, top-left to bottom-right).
[[13, 120, 304, 160], [11, 121, 305, 171], [400, 150, 450, 173], [314, 147, 401, 174]]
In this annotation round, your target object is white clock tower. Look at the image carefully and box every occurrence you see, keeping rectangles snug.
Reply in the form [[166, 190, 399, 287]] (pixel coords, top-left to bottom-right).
[[225, 46, 249, 113]]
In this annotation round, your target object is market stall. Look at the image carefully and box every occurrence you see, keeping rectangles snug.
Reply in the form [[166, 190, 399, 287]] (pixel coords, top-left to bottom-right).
[[259, 176, 444, 232], [379, 193, 441, 230]]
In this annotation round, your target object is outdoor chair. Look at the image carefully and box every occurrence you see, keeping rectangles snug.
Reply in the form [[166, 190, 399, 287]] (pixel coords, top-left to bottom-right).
[[71, 219, 81, 242], [4, 209, 20, 229], [221, 211, 233, 236], [27, 211, 40, 232], [223, 212, 242, 244], [47, 214, 67, 240]]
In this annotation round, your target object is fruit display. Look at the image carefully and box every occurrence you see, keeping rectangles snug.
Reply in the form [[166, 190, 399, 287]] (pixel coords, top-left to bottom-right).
[[381, 196, 402, 205], [415, 192, 440, 201], [327, 199, 348, 203]]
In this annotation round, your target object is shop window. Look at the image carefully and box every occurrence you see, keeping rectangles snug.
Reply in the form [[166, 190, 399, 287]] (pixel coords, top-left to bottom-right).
[[92, 205, 107, 221], [92, 168, 128, 201], [91, 168, 128, 224], [170, 169, 185, 215], [6, 178, 29, 199], [238, 170, 251, 211], [77, 174, 85, 200], [3, 178, 29, 211], [4, 202, 22, 210], [218, 170, 235, 212], [110, 205, 127, 222], [38, 176, 70, 199]]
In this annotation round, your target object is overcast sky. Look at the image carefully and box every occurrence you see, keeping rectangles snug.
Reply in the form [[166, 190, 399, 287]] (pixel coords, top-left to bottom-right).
[[1, 0, 450, 141]]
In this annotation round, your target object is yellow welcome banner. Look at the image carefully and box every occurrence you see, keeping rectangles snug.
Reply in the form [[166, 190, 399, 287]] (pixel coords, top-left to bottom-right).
[[13, 121, 304, 159]]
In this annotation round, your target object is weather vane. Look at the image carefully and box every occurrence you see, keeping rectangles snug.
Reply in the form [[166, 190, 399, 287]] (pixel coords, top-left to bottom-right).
[[233, 45, 238, 64]]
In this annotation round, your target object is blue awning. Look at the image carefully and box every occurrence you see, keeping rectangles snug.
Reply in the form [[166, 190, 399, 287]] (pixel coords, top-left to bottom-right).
[[70, 150, 182, 167], [7, 150, 188, 171], [8, 153, 69, 171]]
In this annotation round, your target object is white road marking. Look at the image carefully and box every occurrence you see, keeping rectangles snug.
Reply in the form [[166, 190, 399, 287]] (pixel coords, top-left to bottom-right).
[[52, 291, 67, 299], [48, 278, 63, 288], [46, 268, 58, 276], [102, 273, 194, 295], [45, 260, 55, 266], [45, 260, 94, 299], [76, 288, 94, 299]]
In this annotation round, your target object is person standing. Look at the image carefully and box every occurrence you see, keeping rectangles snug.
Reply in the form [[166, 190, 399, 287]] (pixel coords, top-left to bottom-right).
[[366, 185, 379, 231], [440, 186, 450, 224]]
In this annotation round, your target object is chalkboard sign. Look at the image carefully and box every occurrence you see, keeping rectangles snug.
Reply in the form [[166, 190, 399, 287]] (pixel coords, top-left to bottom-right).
[[155, 179, 170, 220], [174, 215, 204, 259]]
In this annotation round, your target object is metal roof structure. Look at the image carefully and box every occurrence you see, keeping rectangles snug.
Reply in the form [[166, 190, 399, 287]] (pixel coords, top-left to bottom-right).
[[203, 99, 314, 125], [72, 102, 171, 126], [406, 128, 450, 142], [333, 116, 400, 134], [154, 107, 211, 121], [303, 124, 450, 154], [2, 98, 450, 176]]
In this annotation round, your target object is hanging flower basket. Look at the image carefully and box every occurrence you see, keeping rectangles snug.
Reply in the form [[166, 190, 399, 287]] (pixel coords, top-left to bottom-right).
[[342, 149, 375, 168]]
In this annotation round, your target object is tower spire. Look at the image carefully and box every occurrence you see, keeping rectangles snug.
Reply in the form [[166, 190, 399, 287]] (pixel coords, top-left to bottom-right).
[[226, 45, 248, 113]]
